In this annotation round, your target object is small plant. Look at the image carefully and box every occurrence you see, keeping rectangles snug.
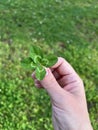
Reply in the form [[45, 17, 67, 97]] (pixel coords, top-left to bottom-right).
[[21, 45, 58, 80]]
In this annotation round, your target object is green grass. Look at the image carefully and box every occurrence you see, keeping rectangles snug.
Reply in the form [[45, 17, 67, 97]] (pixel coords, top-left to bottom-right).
[[0, 0, 98, 129]]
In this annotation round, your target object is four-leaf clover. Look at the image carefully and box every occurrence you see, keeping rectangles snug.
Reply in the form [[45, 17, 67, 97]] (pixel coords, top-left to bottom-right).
[[21, 45, 58, 80]]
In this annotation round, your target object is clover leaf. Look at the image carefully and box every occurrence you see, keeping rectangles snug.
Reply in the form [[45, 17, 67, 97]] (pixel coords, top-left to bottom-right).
[[35, 65, 46, 80], [21, 45, 58, 80]]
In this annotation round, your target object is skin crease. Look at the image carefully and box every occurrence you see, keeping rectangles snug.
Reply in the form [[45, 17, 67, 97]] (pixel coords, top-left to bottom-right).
[[32, 57, 93, 130]]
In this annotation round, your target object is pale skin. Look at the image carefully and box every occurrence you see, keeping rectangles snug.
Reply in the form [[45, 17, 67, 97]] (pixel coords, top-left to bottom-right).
[[32, 57, 93, 130]]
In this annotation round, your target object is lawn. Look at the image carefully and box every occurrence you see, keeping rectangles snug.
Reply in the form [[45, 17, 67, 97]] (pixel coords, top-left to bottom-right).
[[0, 0, 98, 129]]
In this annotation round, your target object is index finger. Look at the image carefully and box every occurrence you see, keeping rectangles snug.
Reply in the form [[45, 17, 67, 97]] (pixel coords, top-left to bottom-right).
[[51, 57, 76, 76]]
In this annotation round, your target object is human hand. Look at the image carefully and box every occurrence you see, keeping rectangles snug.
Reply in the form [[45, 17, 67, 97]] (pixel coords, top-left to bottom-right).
[[32, 57, 93, 130]]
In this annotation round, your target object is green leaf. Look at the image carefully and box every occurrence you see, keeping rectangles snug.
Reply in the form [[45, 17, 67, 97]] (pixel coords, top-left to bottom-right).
[[21, 57, 33, 69], [30, 62, 36, 70], [45, 54, 58, 67], [41, 58, 49, 66], [33, 55, 42, 64], [35, 66, 46, 80], [30, 45, 43, 58]]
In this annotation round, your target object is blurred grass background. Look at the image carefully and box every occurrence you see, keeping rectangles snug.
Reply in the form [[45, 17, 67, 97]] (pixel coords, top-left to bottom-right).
[[0, 0, 98, 129]]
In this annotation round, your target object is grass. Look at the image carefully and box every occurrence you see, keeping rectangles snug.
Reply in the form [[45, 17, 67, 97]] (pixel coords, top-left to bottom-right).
[[0, 0, 98, 129]]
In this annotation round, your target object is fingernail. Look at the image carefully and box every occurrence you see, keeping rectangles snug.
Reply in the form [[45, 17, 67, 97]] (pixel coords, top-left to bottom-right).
[[45, 68, 49, 76]]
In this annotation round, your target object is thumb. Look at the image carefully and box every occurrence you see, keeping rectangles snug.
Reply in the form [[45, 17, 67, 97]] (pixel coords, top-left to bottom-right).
[[40, 68, 66, 100]]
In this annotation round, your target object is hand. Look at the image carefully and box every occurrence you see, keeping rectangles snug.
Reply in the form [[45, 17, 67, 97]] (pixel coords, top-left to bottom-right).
[[32, 57, 93, 130]]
